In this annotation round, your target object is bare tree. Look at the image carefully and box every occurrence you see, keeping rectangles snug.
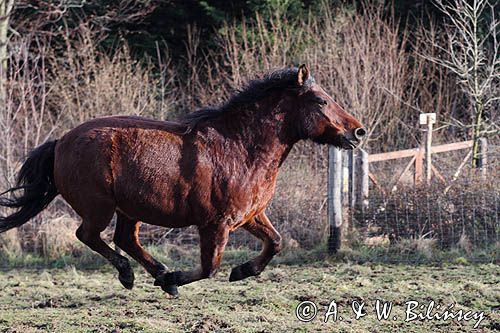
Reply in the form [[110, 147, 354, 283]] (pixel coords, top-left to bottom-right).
[[427, 0, 499, 167], [0, 0, 14, 103]]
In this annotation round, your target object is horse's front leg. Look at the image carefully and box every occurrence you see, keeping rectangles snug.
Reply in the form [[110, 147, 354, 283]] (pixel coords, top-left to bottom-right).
[[155, 223, 229, 296], [229, 212, 282, 282]]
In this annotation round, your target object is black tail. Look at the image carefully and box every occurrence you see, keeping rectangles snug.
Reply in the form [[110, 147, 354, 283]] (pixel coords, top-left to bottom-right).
[[0, 140, 59, 233]]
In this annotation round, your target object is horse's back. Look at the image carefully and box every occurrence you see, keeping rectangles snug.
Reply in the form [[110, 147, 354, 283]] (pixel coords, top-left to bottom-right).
[[62, 115, 188, 134], [53, 115, 189, 219]]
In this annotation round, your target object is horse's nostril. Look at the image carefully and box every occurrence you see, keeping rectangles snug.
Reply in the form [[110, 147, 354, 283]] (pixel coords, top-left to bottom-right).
[[354, 128, 366, 140]]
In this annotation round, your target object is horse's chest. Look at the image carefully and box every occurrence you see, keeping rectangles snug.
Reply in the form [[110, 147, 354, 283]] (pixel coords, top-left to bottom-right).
[[214, 168, 277, 227]]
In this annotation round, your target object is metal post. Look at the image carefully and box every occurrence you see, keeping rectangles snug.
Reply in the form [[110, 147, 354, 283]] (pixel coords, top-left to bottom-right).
[[328, 146, 342, 253]]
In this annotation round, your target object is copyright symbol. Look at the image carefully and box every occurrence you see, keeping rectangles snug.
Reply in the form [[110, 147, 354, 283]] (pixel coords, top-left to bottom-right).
[[295, 301, 318, 322]]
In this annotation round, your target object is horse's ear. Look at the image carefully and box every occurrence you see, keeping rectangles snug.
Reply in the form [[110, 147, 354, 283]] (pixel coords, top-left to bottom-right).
[[297, 64, 310, 86]]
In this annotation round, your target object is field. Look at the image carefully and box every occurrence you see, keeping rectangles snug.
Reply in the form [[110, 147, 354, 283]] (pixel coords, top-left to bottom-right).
[[0, 249, 498, 333]]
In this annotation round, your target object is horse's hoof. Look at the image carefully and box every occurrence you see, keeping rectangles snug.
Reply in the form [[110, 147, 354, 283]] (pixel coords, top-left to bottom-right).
[[229, 262, 257, 282], [154, 271, 179, 296], [162, 284, 179, 297], [154, 271, 177, 285], [119, 271, 135, 290]]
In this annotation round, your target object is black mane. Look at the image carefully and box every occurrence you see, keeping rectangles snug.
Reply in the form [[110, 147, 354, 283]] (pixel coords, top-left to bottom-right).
[[180, 67, 314, 131]]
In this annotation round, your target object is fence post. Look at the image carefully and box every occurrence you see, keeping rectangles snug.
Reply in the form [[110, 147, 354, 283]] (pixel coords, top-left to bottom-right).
[[419, 113, 435, 185], [328, 146, 342, 253], [342, 152, 349, 205], [348, 150, 356, 211], [356, 149, 369, 210], [425, 119, 433, 184], [415, 151, 423, 185], [478, 138, 488, 178]]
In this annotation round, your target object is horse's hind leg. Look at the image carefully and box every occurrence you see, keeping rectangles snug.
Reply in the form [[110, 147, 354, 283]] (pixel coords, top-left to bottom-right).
[[229, 212, 282, 282], [113, 212, 169, 282], [75, 207, 134, 289], [154, 223, 229, 296]]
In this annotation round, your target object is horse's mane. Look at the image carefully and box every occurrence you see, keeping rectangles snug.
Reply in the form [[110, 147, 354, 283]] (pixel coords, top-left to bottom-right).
[[180, 67, 315, 132]]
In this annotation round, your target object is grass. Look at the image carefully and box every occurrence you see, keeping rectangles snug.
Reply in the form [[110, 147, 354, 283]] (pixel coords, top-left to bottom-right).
[[1, 240, 498, 270], [0, 245, 499, 332]]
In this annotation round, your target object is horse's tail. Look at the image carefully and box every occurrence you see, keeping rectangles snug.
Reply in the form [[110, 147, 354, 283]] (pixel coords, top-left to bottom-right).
[[0, 140, 59, 233]]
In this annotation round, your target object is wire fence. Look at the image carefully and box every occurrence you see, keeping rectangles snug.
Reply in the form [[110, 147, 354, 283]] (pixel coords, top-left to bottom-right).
[[353, 179, 499, 249], [351, 141, 499, 250]]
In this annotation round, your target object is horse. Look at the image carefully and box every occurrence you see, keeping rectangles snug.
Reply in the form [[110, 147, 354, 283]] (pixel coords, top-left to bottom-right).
[[0, 65, 365, 296]]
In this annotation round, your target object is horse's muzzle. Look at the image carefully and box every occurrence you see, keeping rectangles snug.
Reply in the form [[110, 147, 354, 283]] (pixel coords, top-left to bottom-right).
[[342, 127, 366, 149]]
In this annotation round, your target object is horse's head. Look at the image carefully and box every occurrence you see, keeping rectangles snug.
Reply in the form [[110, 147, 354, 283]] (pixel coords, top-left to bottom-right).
[[288, 64, 365, 149]]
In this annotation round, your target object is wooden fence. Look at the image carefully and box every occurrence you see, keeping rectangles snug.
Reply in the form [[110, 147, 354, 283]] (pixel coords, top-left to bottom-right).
[[327, 138, 489, 253]]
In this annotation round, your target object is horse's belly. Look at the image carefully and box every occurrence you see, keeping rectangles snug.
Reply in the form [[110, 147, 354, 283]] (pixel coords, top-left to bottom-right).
[[114, 177, 197, 227], [117, 205, 194, 228], [115, 177, 274, 230]]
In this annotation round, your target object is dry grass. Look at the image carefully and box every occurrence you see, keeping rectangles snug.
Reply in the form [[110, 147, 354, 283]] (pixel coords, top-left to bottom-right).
[[0, 229, 21, 258], [37, 214, 81, 259]]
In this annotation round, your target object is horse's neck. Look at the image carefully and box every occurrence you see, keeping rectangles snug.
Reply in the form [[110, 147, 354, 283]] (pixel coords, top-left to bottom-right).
[[215, 104, 295, 171]]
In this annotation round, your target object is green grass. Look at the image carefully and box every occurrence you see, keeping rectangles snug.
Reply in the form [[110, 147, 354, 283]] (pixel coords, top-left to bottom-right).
[[0, 246, 498, 332]]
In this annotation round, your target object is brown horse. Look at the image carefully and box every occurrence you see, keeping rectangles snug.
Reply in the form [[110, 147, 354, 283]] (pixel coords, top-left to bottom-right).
[[0, 65, 364, 296]]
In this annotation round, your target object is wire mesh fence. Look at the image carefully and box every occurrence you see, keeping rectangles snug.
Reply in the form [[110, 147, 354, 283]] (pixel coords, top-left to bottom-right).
[[353, 179, 499, 249], [351, 140, 499, 251]]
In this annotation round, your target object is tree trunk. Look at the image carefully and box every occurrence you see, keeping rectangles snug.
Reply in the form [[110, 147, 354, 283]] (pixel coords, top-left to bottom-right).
[[471, 99, 483, 168], [0, 0, 14, 104]]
